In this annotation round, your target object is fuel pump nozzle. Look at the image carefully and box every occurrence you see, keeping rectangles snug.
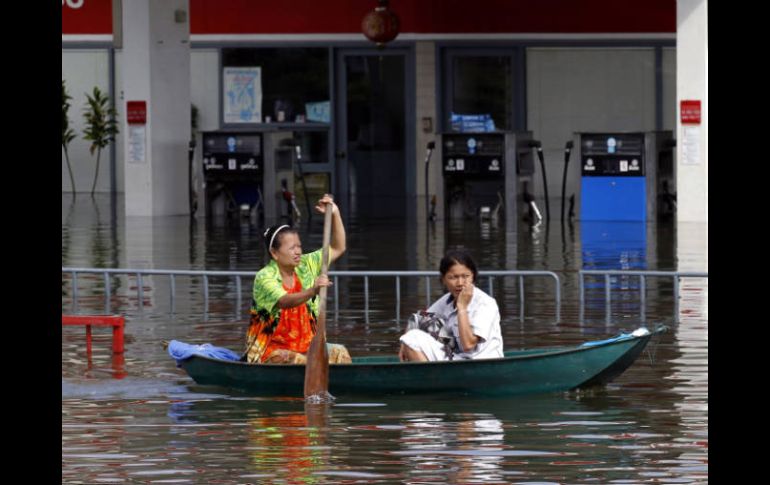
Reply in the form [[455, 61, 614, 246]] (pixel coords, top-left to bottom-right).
[[281, 178, 301, 222], [561, 140, 574, 222], [291, 141, 312, 220], [425, 141, 436, 221], [529, 140, 550, 220], [523, 190, 543, 224]]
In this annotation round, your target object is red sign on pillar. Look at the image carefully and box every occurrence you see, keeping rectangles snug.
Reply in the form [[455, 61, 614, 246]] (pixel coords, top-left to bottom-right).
[[127, 101, 147, 124], [680, 100, 701, 124], [126, 101, 148, 163]]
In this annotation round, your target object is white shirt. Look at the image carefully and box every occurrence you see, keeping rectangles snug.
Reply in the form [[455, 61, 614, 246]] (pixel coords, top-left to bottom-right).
[[426, 287, 503, 360]]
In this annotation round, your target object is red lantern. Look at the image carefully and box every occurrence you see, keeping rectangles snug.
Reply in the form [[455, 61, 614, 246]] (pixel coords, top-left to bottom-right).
[[361, 0, 400, 48]]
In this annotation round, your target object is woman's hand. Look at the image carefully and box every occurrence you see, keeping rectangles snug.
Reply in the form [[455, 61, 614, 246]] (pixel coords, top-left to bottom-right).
[[315, 194, 337, 215], [315, 193, 347, 263], [456, 284, 478, 352], [276, 274, 332, 309], [456, 284, 474, 311], [312, 274, 333, 295]]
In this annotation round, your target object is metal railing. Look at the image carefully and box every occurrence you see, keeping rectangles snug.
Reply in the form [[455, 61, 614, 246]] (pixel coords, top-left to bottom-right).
[[330, 270, 561, 320], [579, 269, 708, 321], [62, 267, 561, 319]]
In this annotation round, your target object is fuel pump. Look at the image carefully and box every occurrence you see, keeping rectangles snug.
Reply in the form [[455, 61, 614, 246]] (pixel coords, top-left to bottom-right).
[[440, 131, 532, 230], [576, 131, 675, 318], [263, 131, 299, 222], [201, 130, 264, 220], [201, 129, 305, 223], [576, 131, 675, 221]]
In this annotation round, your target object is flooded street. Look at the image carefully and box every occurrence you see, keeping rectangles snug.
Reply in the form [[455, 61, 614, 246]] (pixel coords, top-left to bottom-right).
[[62, 194, 707, 484]]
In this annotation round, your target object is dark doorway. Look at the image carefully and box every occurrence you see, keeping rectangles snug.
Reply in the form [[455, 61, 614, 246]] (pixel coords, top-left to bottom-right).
[[336, 51, 408, 219]]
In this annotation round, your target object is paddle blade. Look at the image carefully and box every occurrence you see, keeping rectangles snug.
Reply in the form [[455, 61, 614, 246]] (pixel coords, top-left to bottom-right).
[[304, 311, 330, 399]]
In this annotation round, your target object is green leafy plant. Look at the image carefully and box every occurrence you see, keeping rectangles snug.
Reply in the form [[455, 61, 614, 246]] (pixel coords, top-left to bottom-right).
[[62, 80, 77, 195], [82, 86, 119, 197]]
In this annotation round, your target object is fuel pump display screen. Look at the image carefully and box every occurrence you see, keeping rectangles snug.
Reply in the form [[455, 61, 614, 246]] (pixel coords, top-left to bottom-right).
[[443, 134, 505, 176], [202, 132, 263, 180], [204, 134, 261, 155], [581, 134, 645, 177]]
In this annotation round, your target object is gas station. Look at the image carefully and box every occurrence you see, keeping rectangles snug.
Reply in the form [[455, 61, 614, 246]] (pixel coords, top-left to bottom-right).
[[62, 0, 706, 233]]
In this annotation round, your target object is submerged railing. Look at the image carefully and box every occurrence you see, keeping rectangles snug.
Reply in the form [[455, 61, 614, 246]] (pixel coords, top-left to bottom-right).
[[579, 269, 709, 321], [62, 267, 709, 322], [61, 267, 561, 320]]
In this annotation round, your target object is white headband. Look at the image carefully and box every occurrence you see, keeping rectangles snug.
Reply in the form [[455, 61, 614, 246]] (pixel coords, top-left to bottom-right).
[[267, 225, 290, 252]]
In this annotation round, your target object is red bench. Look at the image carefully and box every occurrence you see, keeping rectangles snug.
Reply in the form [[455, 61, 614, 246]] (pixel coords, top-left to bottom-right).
[[62, 315, 125, 354]]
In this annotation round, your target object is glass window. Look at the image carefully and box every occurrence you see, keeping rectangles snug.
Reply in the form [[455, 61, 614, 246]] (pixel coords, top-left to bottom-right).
[[442, 49, 523, 132], [346, 55, 405, 151], [222, 48, 330, 125], [451, 56, 512, 131]]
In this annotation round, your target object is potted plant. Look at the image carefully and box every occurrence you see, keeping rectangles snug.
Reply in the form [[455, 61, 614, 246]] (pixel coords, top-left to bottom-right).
[[62, 80, 77, 196], [82, 86, 119, 197]]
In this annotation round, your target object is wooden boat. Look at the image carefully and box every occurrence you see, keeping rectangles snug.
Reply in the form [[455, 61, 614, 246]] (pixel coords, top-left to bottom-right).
[[178, 327, 665, 397]]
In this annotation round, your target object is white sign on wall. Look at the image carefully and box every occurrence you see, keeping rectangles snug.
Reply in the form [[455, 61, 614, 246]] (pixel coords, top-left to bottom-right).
[[223, 67, 262, 124], [127, 125, 146, 163], [681, 126, 701, 166]]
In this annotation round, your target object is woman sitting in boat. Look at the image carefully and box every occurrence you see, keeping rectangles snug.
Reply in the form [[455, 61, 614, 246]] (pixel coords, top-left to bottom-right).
[[399, 249, 503, 362], [245, 194, 351, 364]]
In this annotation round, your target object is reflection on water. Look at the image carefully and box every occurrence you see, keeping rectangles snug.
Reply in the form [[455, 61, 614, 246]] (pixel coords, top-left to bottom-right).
[[63, 392, 707, 483], [62, 195, 707, 483]]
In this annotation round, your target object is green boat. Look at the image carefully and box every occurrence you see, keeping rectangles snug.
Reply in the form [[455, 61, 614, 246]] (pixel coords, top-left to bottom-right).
[[177, 327, 665, 397]]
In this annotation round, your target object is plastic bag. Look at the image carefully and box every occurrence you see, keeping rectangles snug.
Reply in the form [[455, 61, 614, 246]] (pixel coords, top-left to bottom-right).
[[406, 310, 457, 359]]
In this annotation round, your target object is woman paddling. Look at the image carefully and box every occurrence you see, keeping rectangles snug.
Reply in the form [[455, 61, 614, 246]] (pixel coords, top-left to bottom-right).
[[245, 194, 351, 364]]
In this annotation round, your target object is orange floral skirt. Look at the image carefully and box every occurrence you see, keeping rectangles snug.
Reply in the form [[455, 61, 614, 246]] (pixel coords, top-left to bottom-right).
[[245, 276, 350, 364]]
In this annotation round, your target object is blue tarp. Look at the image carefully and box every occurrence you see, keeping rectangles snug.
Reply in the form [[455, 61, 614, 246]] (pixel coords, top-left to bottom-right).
[[168, 340, 241, 367]]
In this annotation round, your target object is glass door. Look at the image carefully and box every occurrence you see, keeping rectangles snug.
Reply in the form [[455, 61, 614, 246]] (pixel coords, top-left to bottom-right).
[[335, 49, 410, 219]]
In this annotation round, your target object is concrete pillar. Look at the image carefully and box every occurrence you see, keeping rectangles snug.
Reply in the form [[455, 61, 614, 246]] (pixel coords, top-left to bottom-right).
[[413, 41, 446, 268], [415, 41, 439, 220], [119, 0, 191, 216], [676, 0, 708, 222]]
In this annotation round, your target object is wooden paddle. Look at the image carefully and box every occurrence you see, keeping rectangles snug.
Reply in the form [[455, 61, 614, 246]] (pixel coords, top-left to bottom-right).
[[304, 200, 333, 399]]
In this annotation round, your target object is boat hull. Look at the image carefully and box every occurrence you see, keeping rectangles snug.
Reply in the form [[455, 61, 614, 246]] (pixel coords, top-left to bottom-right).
[[179, 329, 662, 397]]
